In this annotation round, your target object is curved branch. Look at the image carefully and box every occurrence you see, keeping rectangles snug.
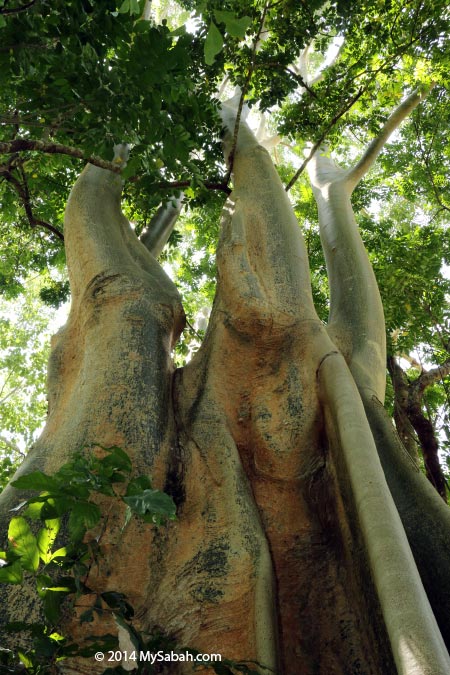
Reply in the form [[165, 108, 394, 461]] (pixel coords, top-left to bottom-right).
[[139, 194, 183, 257], [346, 85, 435, 191], [307, 144, 386, 401], [2, 167, 64, 241], [0, 139, 122, 173], [417, 360, 450, 393], [0, 435, 21, 455], [285, 87, 364, 191], [0, 0, 37, 15]]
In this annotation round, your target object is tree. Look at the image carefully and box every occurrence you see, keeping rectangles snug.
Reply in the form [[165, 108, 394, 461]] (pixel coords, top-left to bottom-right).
[[0, 278, 57, 491], [0, 1, 450, 673]]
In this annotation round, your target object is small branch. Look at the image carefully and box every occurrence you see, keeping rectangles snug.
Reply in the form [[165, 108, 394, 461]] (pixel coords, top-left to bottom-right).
[[0, 384, 23, 406], [346, 84, 435, 191], [412, 115, 450, 214], [0, 434, 21, 455], [140, 195, 183, 257], [285, 67, 318, 98], [0, 0, 38, 15], [186, 318, 202, 339], [0, 138, 122, 173], [416, 360, 450, 394], [285, 87, 365, 191], [2, 167, 64, 241], [254, 62, 318, 98], [153, 179, 231, 195]]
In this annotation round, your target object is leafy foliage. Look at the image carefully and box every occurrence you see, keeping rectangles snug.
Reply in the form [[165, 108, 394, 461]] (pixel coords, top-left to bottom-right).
[[0, 0, 449, 484], [0, 445, 177, 672], [0, 279, 62, 491]]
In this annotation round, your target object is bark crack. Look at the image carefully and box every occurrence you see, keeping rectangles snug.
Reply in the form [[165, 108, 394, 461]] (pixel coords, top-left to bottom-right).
[[316, 350, 340, 379]]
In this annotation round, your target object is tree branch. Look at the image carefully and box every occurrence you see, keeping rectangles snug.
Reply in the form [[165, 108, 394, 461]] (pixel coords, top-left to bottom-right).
[[254, 62, 318, 98], [416, 360, 450, 394], [152, 179, 231, 195], [0, 434, 22, 456], [0, 0, 38, 15], [285, 87, 365, 191], [140, 194, 183, 257], [0, 138, 122, 173], [388, 355, 449, 502], [2, 167, 64, 241], [346, 84, 435, 191]]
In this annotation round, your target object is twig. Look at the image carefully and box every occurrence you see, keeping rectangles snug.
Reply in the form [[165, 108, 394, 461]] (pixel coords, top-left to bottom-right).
[[138, 178, 231, 195], [2, 167, 64, 241], [254, 62, 318, 98], [0, 0, 38, 15], [285, 87, 365, 191]]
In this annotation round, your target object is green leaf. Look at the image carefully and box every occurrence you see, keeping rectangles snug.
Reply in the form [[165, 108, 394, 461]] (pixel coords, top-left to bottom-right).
[[118, 0, 129, 13], [50, 546, 67, 561], [129, 0, 141, 15], [36, 495, 74, 520], [123, 489, 176, 522], [36, 573, 52, 598], [68, 501, 101, 541], [204, 22, 223, 66], [214, 11, 252, 39], [125, 475, 152, 496], [80, 608, 94, 623], [43, 590, 64, 624], [12, 471, 59, 492], [17, 652, 34, 669], [8, 517, 39, 572], [37, 519, 60, 564], [0, 560, 23, 584], [99, 446, 132, 475]]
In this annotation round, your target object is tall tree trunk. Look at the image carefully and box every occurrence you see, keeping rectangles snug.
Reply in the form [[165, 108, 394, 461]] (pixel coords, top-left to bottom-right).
[[1, 94, 450, 675], [388, 354, 448, 501]]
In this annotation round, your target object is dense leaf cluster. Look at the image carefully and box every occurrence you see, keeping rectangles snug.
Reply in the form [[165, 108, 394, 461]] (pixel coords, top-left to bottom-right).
[[0, 1, 449, 496]]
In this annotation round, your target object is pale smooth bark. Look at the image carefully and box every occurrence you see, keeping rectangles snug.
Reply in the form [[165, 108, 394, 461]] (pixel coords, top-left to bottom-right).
[[319, 352, 450, 675], [1, 90, 450, 675], [308, 87, 434, 402], [139, 194, 183, 257]]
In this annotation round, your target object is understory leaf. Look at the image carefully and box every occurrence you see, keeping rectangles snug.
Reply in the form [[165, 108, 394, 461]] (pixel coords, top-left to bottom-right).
[[8, 517, 39, 572], [204, 22, 223, 65]]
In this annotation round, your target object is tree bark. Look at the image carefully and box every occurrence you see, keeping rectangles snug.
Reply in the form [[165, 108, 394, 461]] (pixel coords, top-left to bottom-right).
[[388, 355, 448, 501], [1, 98, 450, 675]]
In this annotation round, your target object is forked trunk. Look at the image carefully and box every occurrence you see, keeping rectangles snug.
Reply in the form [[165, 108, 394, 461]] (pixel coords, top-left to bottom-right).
[[1, 102, 450, 675]]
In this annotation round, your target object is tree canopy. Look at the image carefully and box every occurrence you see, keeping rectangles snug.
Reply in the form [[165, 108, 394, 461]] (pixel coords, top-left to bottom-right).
[[1, 2, 450, 672], [0, 0, 449, 487]]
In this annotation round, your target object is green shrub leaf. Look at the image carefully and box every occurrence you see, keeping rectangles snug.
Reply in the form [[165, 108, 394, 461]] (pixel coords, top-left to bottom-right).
[[214, 11, 252, 39], [11, 471, 59, 492], [123, 489, 176, 522], [204, 22, 223, 65], [0, 560, 23, 584], [8, 517, 39, 572]]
